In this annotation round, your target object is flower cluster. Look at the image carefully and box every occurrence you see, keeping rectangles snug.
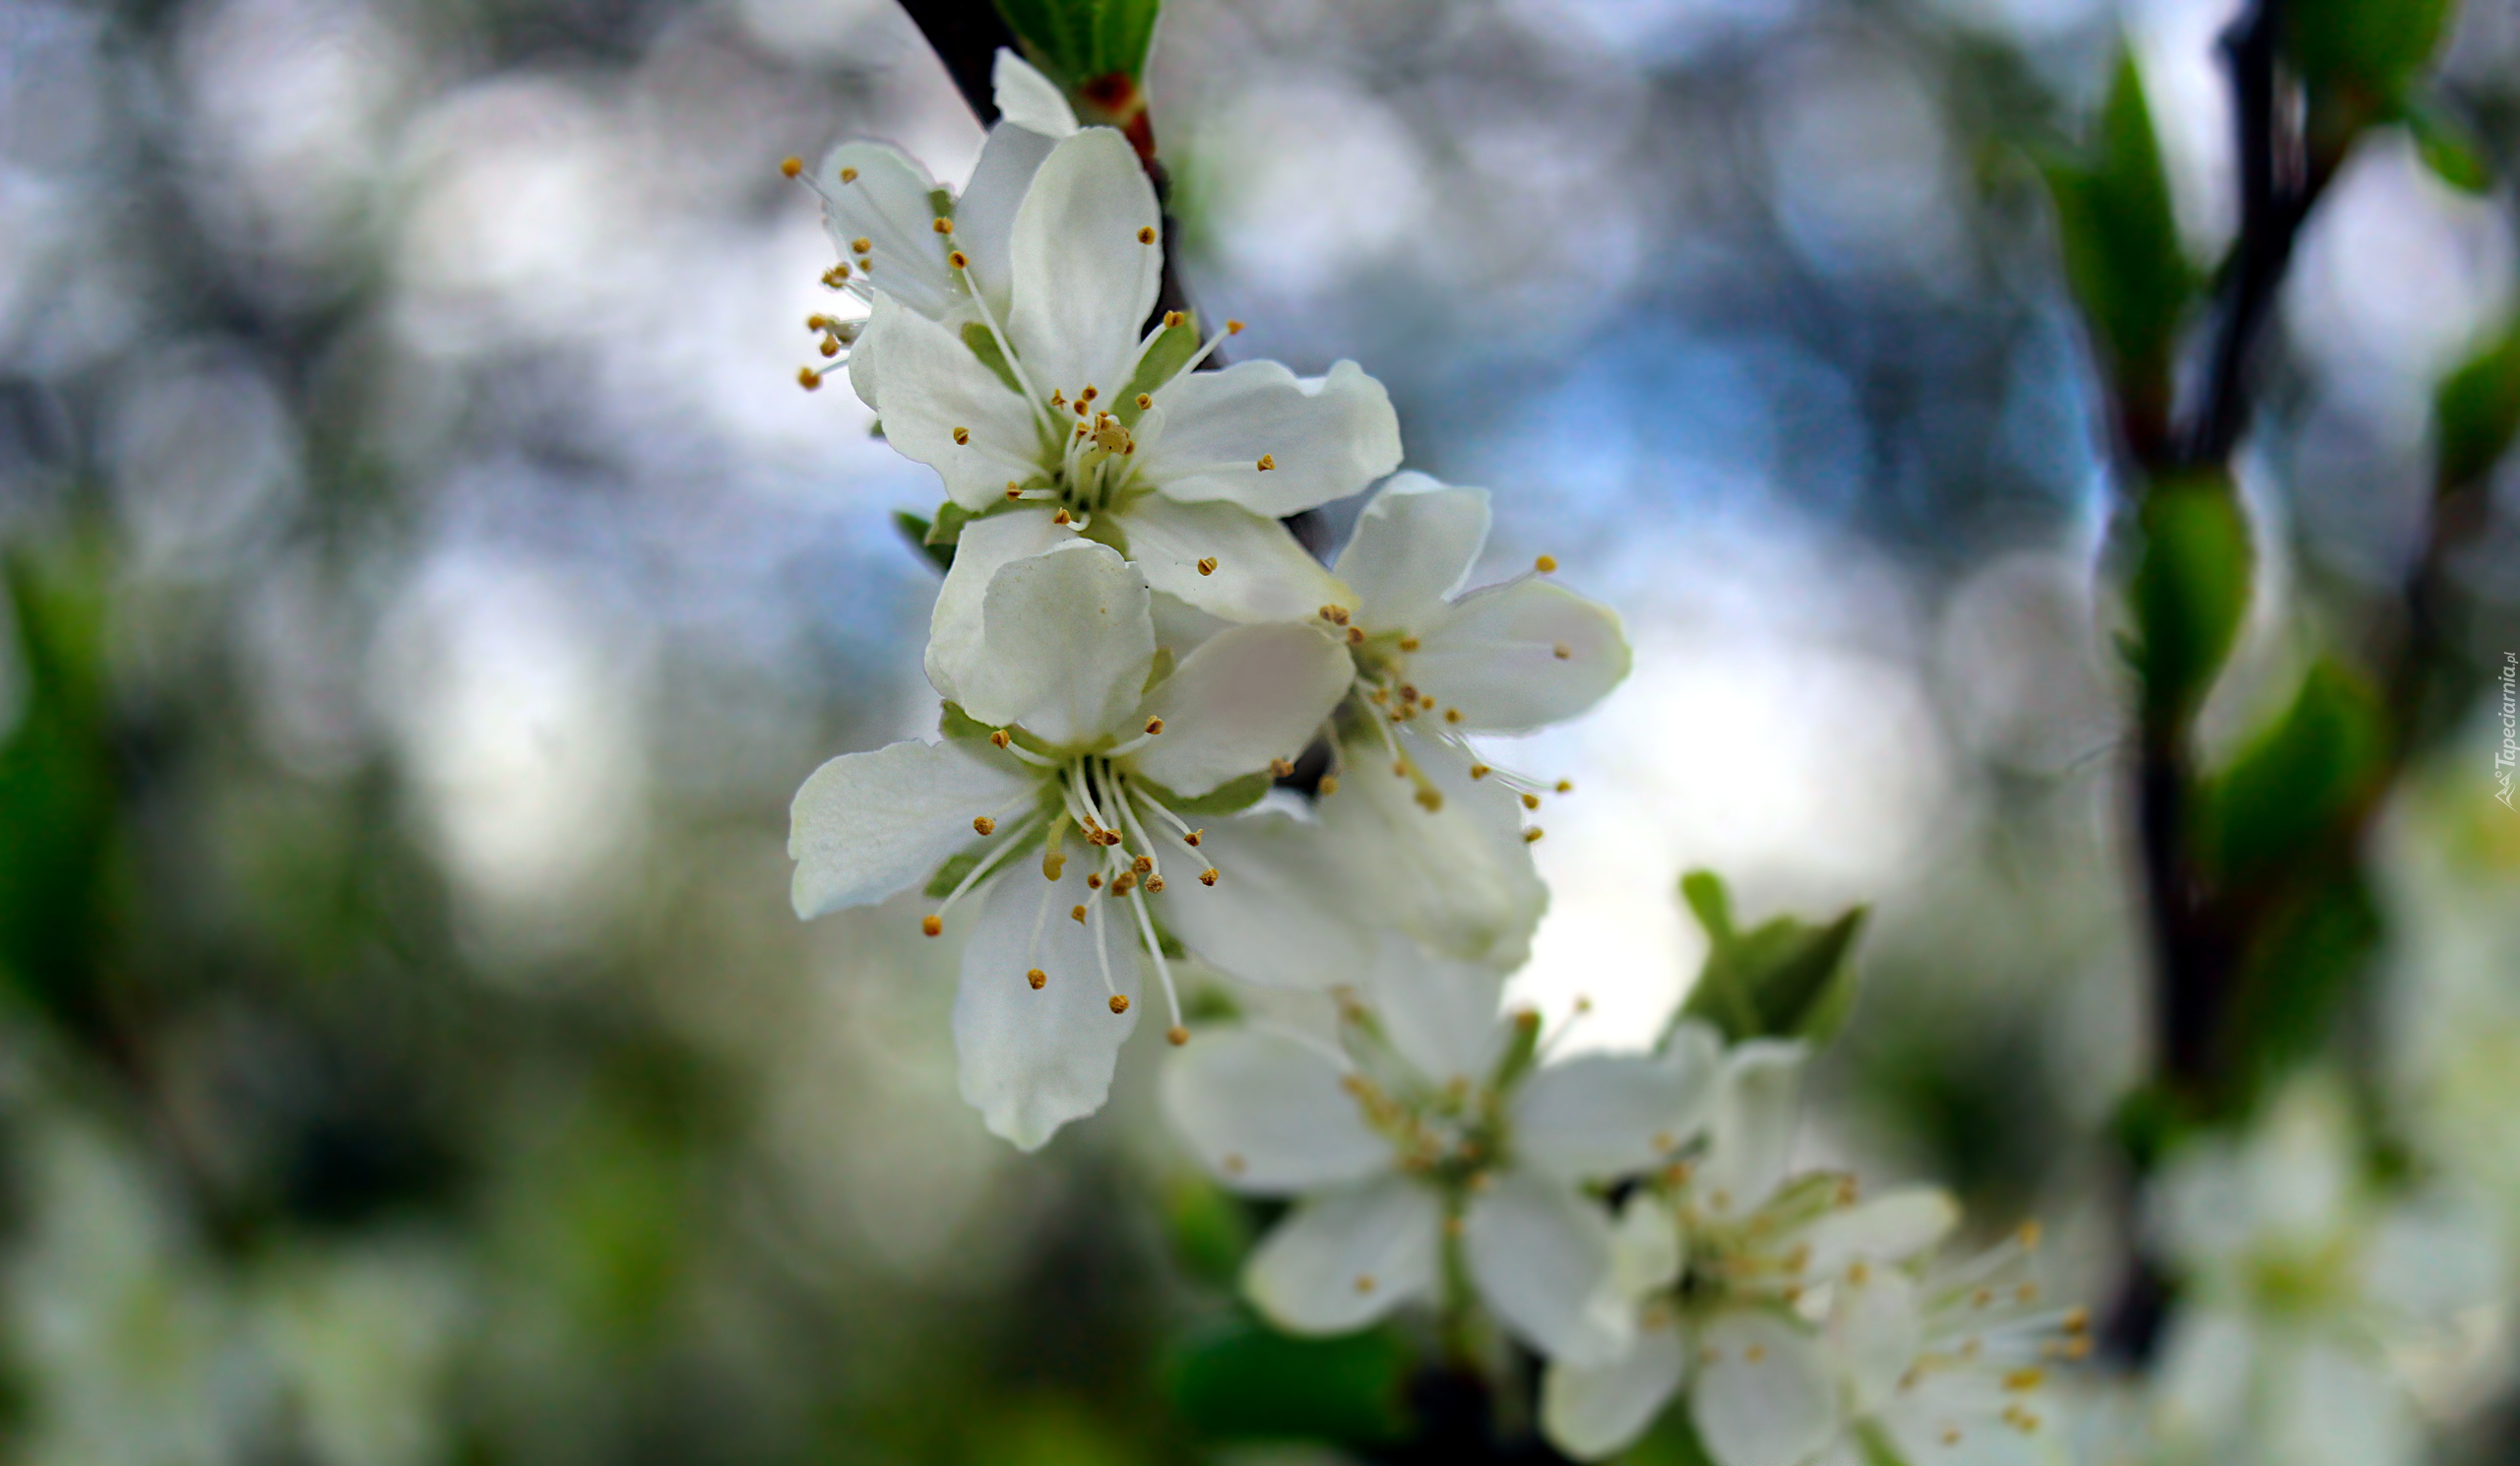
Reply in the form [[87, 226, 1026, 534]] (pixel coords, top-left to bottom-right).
[[782, 50, 2074, 1459]]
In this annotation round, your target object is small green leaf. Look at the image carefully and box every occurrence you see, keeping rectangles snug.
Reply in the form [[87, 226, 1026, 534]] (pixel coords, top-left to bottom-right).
[[1116, 315, 1199, 425], [1166, 1312, 1409, 1445], [0, 551, 119, 1031], [894, 510, 954, 573], [923, 848, 988, 900], [2128, 473, 2253, 725], [2041, 55, 2196, 396], [2197, 658, 2387, 885], [2216, 873, 2382, 1116], [994, 0, 1164, 87], [2405, 95, 2492, 194], [928, 501, 973, 546], [961, 321, 1025, 396], [1674, 870, 1868, 1047], [1139, 770, 1270, 817], [2289, 0, 2451, 104], [1161, 1174, 1252, 1288], [939, 701, 998, 741], [2435, 316, 2520, 489]]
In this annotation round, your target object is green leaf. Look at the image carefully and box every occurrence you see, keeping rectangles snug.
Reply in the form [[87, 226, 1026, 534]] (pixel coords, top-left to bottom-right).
[[0, 553, 119, 1030], [961, 321, 1025, 396], [2197, 658, 2387, 885], [894, 510, 954, 573], [2435, 316, 2520, 489], [1137, 770, 1270, 818], [2041, 55, 2196, 395], [1160, 1174, 1252, 1288], [993, 0, 1161, 87], [1674, 870, 1868, 1047], [2128, 473, 2253, 725], [1087, 0, 1162, 82], [2289, 0, 2451, 103], [1166, 1312, 1408, 1444], [2405, 95, 2492, 194], [923, 848, 989, 900], [2217, 873, 2382, 1115], [1116, 314, 1199, 425], [1624, 1401, 1719, 1466]]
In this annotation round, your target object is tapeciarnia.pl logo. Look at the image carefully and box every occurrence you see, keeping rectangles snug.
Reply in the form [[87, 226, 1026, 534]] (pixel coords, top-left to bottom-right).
[[2497, 651, 2517, 810]]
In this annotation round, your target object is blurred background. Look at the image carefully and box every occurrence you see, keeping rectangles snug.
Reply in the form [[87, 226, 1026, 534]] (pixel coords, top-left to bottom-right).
[[2, 0, 2518, 1460]]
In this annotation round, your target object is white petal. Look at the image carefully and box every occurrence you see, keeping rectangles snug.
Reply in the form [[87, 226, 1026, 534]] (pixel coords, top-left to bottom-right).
[[1161, 1025, 1387, 1193], [1157, 812, 1371, 989], [926, 507, 1072, 709], [1333, 473, 1489, 633], [1694, 1042, 1808, 1222], [1796, 1188, 1960, 1277], [2151, 1307, 2256, 1444], [1320, 730, 1546, 969], [1147, 588, 1228, 662], [991, 49, 1079, 136], [814, 143, 957, 318], [2265, 1336, 2422, 1466], [953, 857, 1139, 1150], [1543, 1315, 1687, 1462], [1409, 579, 1631, 733], [1245, 1175, 1440, 1335], [956, 121, 1058, 318], [1610, 1191, 1686, 1297], [1125, 623, 1350, 797], [1514, 1045, 1720, 1182], [1119, 494, 1354, 625], [1138, 359, 1403, 517], [1361, 932, 1507, 1085], [1463, 1171, 1632, 1367], [1006, 129, 1161, 400], [1828, 1268, 1921, 1416], [958, 539, 1156, 748], [788, 738, 1039, 918], [847, 304, 885, 410], [1689, 1310, 1840, 1466], [857, 294, 1046, 510]]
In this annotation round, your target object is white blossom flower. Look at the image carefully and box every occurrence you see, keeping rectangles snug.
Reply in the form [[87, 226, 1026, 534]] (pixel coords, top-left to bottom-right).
[[788, 539, 1352, 1148], [1543, 1037, 2042, 1466], [837, 119, 1400, 684], [1162, 938, 1719, 1367], [795, 49, 1076, 381], [1308, 475, 1630, 966], [2144, 1074, 2505, 1466]]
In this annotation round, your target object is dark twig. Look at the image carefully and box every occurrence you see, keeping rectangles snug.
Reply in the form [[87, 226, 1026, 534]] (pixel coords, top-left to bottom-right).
[[894, 0, 1015, 124]]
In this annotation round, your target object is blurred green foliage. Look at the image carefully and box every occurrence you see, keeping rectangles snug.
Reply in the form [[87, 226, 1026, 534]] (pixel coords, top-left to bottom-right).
[[2126, 474, 2253, 728], [2436, 314, 2520, 490], [0, 552, 119, 1035], [994, 0, 1163, 87], [1166, 1312, 1410, 1446], [2041, 56, 2194, 411], [1675, 871, 1866, 1048]]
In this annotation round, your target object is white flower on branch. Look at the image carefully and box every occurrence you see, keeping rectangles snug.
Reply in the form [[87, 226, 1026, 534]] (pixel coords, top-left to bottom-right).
[[1543, 1037, 2078, 1466], [2144, 1075, 2505, 1466], [1306, 474, 1631, 967], [1162, 939, 1718, 1367], [788, 540, 1352, 1149]]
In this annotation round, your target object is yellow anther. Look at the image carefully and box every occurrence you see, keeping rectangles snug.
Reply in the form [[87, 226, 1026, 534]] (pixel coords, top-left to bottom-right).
[[1108, 994, 1130, 1014], [1521, 793, 1540, 810], [1535, 554, 1558, 573], [819, 340, 840, 357], [1005, 484, 1023, 501], [1081, 385, 1098, 402], [1143, 717, 1165, 735], [1555, 779, 1573, 793], [1444, 707, 1461, 722], [1109, 871, 1136, 895], [2017, 1221, 2044, 1249], [1027, 968, 1046, 988], [1199, 867, 1219, 886], [1652, 1131, 1675, 1152], [1974, 1288, 1995, 1308], [952, 426, 970, 444], [1164, 310, 1185, 328], [1469, 764, 1491, 780], [948, 250, 968, 269], [1523, 827, 1544, 843], [806, 314, 832, 330], [1132, 855, 1153, 874], [1145, 874, 1165, 892], [1162, 1024, 1189, 1048], [1137, 225, 1157, 244], [1070, 904, 1087, 924], [1270, 758, 1295, 778], [821, 264, 851, 286], [1848, 1259, 1870, 1284], [973, 815, 995, 835], [1041, 851, 1065, 880], [1135, 393, 1153, 410], [1052, 508, 1072, 525], [1368, 688, 1388, 704], [921, 914, 943, 937], [2017, 1282, 2040, 1304], [931, 217, 952, 234], [989, 730, 1011, 748], [1227, 319, 1245, 334], [780, 156, 803, 177], [1182, 829, 1203, 847], [1317, 775, 1340, 796], [1222, 1152, 1245, 1175], [1744, 1344, 1767, 1363], [1086, 873, 1102, 890], [1349, 626, 1365, 645], [2062, 1307, 2091, 1334], [850, 236, 872, 253], [1941, 1429, 1962, 1447], [1049, 390, 1065, 407], [1398, 636, 1419, 651], [1185, 556, 1214, 580], [1074, 399, 1090, 416], [2003, 1369, 2045, 1392], [797, 367, 823, 390], [1256, 453, 1276, 471], [839, 165, 857, 183], [1552, 642, 1572, 660]]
